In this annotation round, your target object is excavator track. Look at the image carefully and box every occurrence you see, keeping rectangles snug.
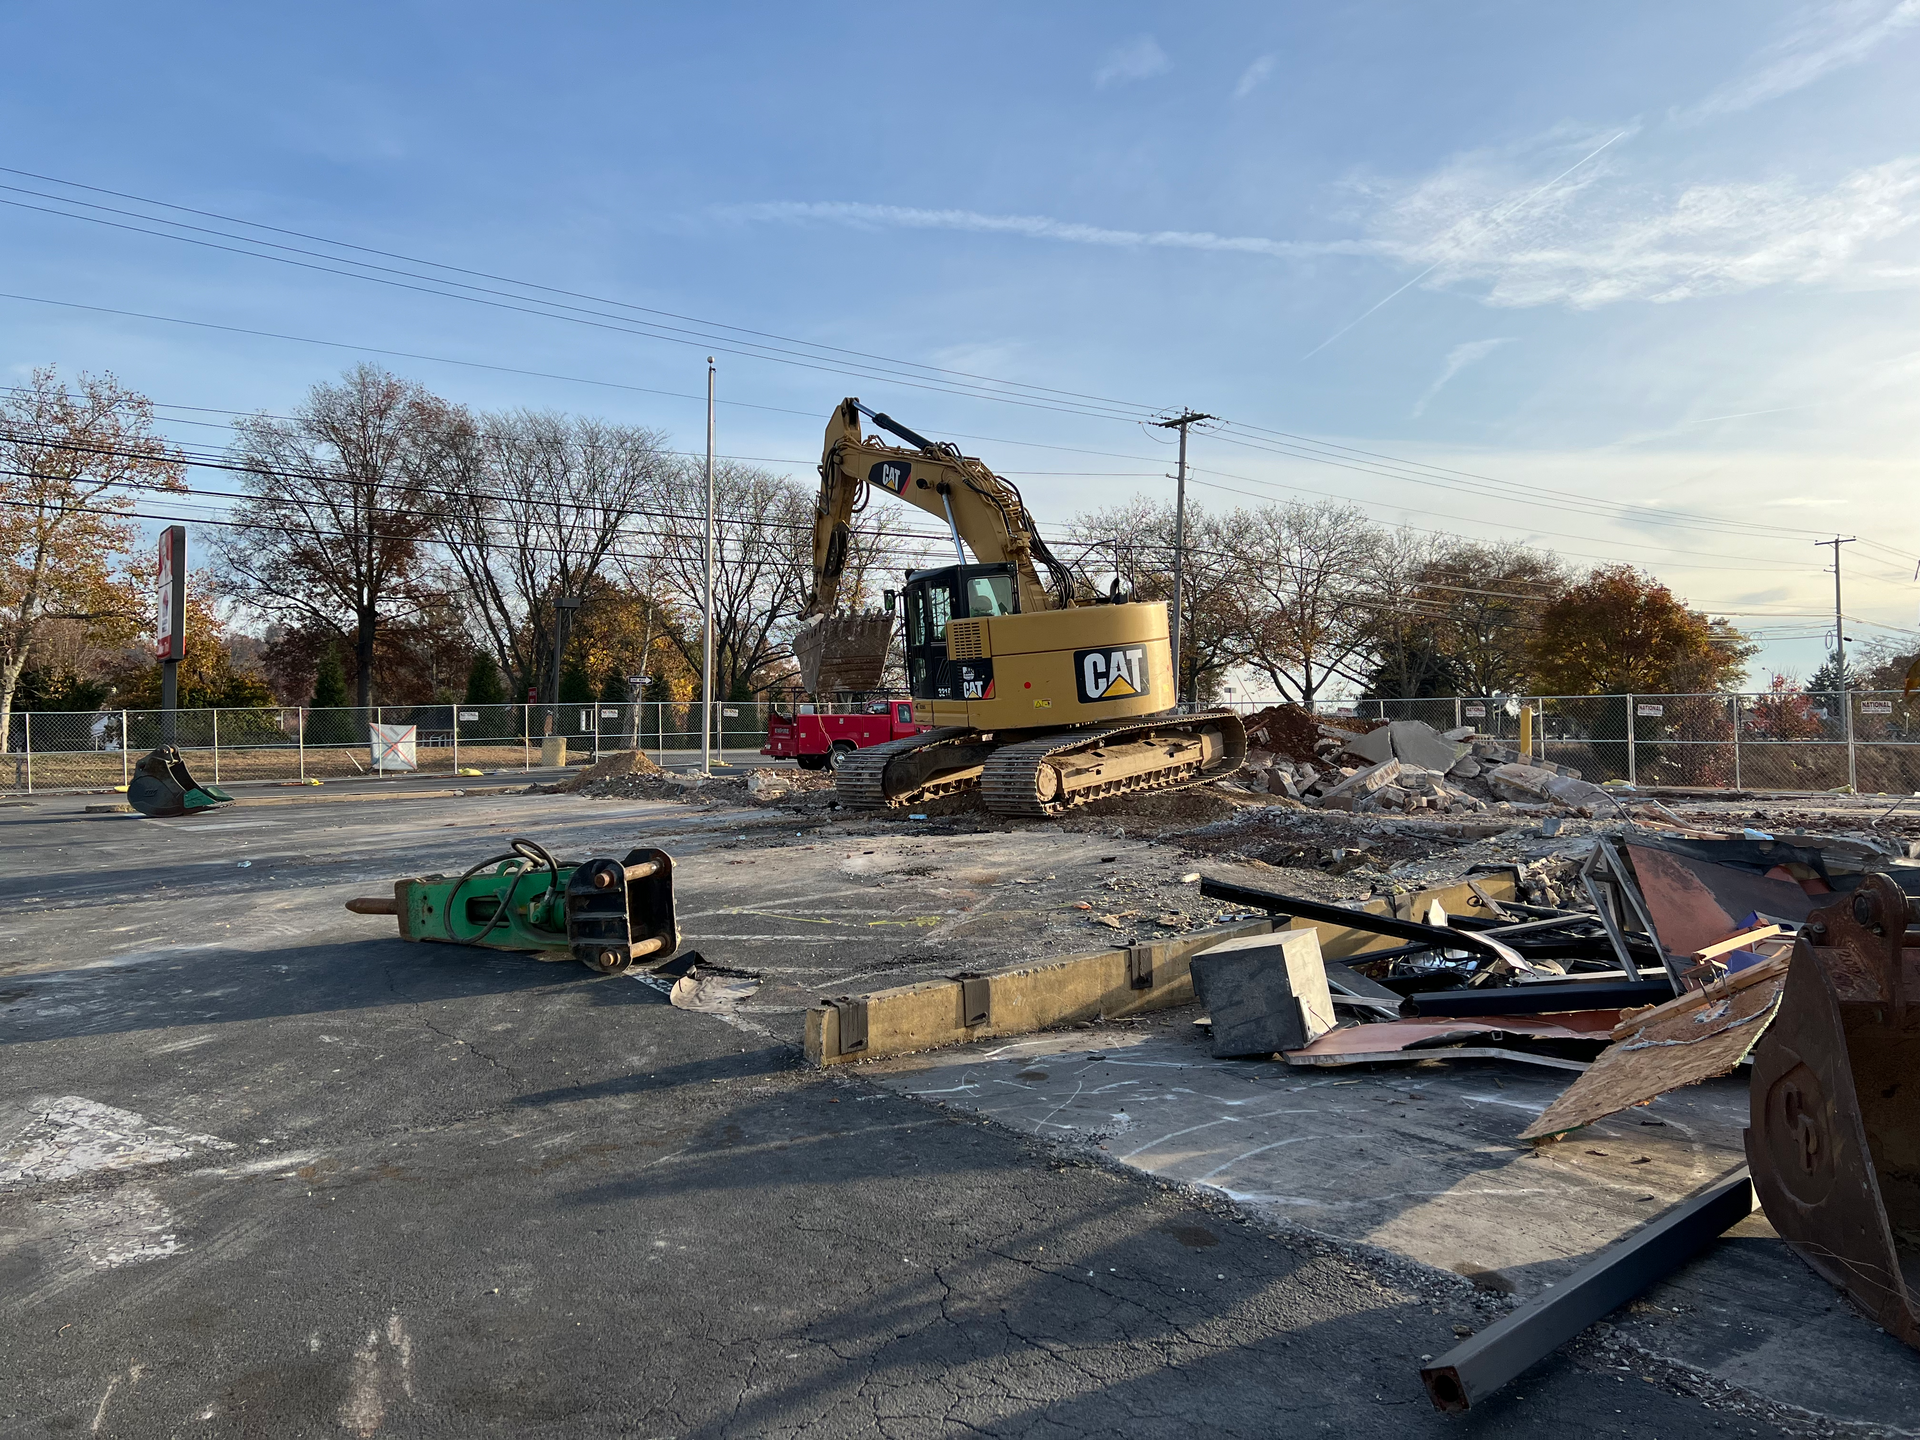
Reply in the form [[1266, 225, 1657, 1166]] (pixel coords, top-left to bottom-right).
[[835, 727, 996, 811], [979, 709, 1247, 818]]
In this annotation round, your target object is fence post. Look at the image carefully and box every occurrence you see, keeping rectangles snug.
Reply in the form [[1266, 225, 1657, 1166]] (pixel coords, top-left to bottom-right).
[[1732, 695, 1742, 790], [523, 705, 530, 772], [298, 708, 306, 781], [451, 707, 460, 777], [212, 709, 220, 782], [121, 711, 131, 789], [1845, 689, 1857, 792], [655, 701, 664, 769], [1624, 695, 1636, 786], [1453, 696, 1462, 731], [23, 712, 30, 794]]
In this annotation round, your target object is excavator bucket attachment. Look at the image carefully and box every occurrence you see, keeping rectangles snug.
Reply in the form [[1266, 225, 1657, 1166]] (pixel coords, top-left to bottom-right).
[[1746, 873, 1920, 1351], [564, 847, 678, 974], [794, 613, 894, 695], [126, 744, 235, 818]]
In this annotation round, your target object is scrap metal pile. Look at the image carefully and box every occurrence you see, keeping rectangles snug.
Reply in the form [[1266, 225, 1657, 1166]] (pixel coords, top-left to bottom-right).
[[1177, 817, 1920, 1403]]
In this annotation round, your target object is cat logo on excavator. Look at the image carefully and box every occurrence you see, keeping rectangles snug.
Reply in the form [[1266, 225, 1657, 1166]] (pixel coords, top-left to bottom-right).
[[1075, 645, 1149, 703]]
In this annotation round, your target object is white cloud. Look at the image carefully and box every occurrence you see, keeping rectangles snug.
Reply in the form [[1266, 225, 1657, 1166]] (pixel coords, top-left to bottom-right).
[[1368, 146, 1920, 309], [1094, 36, 1169, 89], [1233, 55, 1275, 100], [722, 200, 1361, 260], [1411, 338, 1512, 416], [1682, 0, 1920, 121]]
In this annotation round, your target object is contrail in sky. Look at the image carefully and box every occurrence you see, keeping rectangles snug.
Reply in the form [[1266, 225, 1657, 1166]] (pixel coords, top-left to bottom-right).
[[1300, 130, 1631, 361]]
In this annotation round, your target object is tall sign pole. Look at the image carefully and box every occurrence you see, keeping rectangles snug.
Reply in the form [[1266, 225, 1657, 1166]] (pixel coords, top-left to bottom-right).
[[701, 357, 716, 776], [1152, 411, 1212, 705], [156, 525, 186, 742]]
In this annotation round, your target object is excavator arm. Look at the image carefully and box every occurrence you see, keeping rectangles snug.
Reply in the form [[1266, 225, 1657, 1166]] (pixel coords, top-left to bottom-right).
[[807, 398, 1073, 618]]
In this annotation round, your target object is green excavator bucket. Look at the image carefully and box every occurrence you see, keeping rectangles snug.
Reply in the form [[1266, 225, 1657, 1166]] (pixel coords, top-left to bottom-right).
[[126, 744, 236, 818]]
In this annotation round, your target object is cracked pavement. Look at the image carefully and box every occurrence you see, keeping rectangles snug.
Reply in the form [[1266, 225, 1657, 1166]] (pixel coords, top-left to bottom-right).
[[0, 783, 1834, 1436]]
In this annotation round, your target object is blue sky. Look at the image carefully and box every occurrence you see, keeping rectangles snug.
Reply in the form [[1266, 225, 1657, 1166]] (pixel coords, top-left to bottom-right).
[[5, 1, 1919, 686]]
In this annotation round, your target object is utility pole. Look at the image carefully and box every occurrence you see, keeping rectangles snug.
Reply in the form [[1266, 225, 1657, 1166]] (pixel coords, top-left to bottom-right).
[[551, 595, 582, 733], [1153, 410, 1212, 705], [701, 357, 716, 776], [1815, 536, 1857, 675]]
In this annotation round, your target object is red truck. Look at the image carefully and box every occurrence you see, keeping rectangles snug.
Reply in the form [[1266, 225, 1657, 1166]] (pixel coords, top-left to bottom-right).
[[762, 700, 925, 770]]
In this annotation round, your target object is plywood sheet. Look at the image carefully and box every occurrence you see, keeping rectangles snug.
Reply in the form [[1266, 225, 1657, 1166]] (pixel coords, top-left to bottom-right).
[[1521, 971, 1786, 1139]]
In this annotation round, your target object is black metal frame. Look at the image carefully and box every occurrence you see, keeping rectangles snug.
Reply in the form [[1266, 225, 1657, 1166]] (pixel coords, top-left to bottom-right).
[[1420, 1172, 1754, 1410]]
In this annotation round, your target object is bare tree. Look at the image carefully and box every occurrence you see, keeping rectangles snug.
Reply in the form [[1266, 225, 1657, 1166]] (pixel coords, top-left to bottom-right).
[[0, 369, 184, 741], [1416, 540, 1567, 696], [1069, 498, 1250, 702], [1239, 501, 1383, 706], [646, 461, 813, 699], [434, 409, 671, 700], [217, 365, 445, 708]]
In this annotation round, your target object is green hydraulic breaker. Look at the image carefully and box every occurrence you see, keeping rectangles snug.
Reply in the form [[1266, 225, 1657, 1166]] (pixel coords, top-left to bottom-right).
[[127, 745, 235, 818], [345, 837, 678, 974]]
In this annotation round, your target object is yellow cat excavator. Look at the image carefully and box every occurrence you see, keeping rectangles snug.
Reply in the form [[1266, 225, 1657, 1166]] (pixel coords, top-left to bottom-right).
[[799, 397, 1245, 816]]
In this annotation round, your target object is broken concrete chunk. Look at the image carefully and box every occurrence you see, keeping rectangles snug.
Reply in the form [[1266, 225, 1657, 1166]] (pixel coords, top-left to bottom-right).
[[1190, 928, 1336, 1058], [1342, 726, 1396, 766], [1440, 725, 1476, 742], [1447, 756, 1482, 780], [1387, 720, 1469, 773], [1319, 757, 1402, 802], [1486, 762, 1610, 809]]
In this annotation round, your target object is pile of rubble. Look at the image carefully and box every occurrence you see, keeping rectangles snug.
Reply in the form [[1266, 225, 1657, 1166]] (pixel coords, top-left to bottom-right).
[[1234, 706, 1614, 817]]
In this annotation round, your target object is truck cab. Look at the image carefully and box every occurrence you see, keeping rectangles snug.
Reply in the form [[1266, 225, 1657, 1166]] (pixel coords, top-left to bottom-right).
[[762, 698, 922, 769]]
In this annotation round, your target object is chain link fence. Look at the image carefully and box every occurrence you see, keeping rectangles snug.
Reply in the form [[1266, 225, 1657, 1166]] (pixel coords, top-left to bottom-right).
[[1, 701, 800, 793], [1213, 691, 1920, 793], [9, 691, 1918, 795]]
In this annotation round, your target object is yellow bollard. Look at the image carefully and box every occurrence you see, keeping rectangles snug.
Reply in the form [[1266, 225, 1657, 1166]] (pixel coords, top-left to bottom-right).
[[1519, 704, 1533, 761]]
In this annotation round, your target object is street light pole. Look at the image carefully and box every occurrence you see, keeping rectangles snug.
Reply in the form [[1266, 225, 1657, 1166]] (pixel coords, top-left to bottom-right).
[[1153, 410, 1212, 705], [702, 357, 716, 776]]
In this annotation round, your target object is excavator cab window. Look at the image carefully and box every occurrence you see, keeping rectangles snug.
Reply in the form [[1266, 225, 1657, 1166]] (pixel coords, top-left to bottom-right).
[[902, 564, 1017, 701]]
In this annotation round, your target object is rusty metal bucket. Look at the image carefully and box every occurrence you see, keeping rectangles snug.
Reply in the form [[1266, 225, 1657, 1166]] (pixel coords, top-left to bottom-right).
[[1746, 873, 1920, 1350], [793, 613, 895, 695]]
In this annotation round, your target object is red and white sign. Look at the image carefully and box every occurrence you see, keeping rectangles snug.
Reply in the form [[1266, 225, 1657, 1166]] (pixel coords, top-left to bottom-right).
[[155, 525, 187, 660]]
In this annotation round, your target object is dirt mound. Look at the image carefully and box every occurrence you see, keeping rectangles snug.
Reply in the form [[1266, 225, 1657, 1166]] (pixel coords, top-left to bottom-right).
[[566, 750, 665, 791], [1243, 704, 1326, 763]]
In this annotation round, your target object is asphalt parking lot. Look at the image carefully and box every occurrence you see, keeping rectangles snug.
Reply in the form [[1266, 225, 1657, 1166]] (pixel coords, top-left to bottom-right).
[[0, 782, 1886, 1436]]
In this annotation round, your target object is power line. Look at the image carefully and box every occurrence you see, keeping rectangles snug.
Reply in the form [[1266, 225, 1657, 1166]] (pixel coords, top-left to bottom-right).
[[4, 166, 1901, 559], [0, 165, 1167, 417], [0, 184, 1153, 424]]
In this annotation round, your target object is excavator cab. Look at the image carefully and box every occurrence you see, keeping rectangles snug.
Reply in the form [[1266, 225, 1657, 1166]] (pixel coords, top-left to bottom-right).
[[902, 564, 1019, 702]]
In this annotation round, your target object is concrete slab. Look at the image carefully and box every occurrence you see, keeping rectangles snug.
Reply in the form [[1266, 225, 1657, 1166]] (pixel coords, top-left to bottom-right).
[[1389, 721, 1468, 774], [857, 1010, 1920, 1432], [2, 785, 1907, 1434]]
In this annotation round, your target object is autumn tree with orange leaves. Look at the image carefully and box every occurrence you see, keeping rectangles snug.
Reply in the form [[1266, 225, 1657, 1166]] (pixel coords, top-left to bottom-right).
[[1530, 564, 1754, 695], [0, 368, 187, 744]]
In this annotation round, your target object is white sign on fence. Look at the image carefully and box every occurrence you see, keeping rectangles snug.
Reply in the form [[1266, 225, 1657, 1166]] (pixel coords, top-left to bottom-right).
[[1863, 700, 1894, 714], [1636, 704, 1665, 717], [370, 723, 417, 772], [600, 708, 620, 719], [1464, 704, 1486, 718], [723, 708, 740, 718]]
